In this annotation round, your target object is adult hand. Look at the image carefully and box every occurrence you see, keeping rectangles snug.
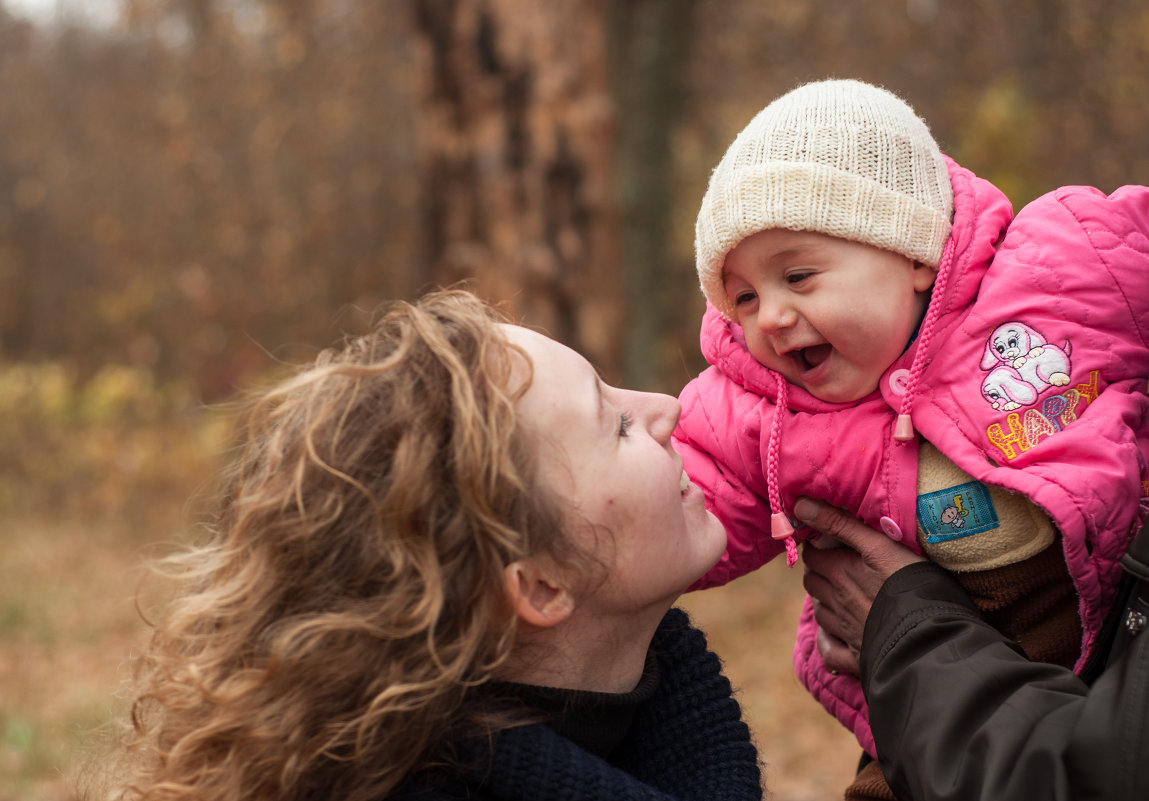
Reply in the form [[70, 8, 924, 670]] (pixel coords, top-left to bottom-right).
[[797, 497, 925, 676]]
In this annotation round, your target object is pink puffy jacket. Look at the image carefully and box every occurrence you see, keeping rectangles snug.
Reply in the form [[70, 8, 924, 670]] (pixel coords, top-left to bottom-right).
[[674, 157, 1149, 756]]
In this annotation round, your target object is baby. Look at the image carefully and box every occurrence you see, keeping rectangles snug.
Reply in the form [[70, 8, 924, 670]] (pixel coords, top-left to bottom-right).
[[674, 78, 1149, 797]]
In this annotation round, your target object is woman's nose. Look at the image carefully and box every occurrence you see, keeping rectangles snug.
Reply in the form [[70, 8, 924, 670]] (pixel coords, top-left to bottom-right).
[[652, 390, 675, 441], [641, 391, 681, 443]]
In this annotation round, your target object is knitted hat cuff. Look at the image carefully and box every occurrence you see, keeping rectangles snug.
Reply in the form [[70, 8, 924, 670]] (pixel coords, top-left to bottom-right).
[[697, 162, 953, 319]]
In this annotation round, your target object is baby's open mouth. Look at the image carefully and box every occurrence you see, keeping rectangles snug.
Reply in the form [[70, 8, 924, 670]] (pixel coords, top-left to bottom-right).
[[795, 344, 832, 371]]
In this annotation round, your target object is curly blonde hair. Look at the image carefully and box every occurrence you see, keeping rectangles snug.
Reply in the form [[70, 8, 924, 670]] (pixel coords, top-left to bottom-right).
[[113, 290, 576, 801]]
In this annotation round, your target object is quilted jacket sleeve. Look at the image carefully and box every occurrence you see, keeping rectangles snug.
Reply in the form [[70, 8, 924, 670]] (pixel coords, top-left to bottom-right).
[[675, 367, 785, 589], [1024, 183, 1149, 374], [862, 562, 1149, 801]]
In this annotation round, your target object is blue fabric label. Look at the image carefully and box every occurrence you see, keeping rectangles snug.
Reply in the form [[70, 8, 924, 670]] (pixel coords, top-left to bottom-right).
[[916, 481, 999, 543]]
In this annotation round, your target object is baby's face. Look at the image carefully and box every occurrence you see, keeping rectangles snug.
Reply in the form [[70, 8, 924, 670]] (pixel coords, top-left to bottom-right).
[[722, 229, 936, 403]]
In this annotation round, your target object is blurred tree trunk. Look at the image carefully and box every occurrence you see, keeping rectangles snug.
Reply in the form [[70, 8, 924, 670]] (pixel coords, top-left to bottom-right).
[[609, 0, 696, 392], [411, 0, 625, 379]]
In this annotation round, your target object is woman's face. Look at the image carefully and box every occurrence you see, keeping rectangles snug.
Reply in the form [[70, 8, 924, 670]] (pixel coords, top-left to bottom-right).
[[502, 325, 727, 620]]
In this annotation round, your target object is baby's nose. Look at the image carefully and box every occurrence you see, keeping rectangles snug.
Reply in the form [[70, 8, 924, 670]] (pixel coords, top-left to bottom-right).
[[757, 297, 796, 331]]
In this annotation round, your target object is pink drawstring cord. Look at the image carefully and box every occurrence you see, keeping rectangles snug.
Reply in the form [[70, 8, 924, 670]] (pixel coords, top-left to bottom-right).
[[765, 372, 798, 566], [894, 237, 957, 444]]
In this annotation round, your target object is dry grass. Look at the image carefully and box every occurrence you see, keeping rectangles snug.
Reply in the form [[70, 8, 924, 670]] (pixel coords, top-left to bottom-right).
[[1, 508, 859, 801], [0, 514, 158, 801]]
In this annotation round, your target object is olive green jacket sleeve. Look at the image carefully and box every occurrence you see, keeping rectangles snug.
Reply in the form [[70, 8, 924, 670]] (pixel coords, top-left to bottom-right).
[[861, 562, 1149, 801]]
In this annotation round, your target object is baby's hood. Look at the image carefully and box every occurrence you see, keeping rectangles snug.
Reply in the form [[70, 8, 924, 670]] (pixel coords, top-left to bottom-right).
[[918, 157, 1014, 321]]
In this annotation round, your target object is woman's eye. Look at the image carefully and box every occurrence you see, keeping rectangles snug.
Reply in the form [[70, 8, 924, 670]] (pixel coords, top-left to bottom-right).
[[618, 411, 634, 438]]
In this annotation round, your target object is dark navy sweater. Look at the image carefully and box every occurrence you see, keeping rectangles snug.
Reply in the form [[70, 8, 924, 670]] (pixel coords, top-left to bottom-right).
[[394, 608, 763, 800]]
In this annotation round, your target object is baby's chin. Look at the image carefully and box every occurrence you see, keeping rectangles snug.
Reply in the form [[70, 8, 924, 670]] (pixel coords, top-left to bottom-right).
[[797, 378, 881, 404]]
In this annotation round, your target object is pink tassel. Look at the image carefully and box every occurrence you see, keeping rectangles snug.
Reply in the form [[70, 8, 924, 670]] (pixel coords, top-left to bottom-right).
[[783, 537, 798, 567], [772, 512, 798, 567], [771, 511, 794, 539], [894, 413, 915, 442]]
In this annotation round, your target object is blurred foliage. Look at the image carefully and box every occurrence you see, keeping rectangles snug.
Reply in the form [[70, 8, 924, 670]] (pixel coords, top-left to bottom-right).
[[1, 0, 1147, 401], [0, 0, 421, 402], [0, 360, 228, 522]]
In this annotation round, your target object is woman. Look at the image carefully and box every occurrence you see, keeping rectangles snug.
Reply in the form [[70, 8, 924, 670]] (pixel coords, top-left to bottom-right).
[[106, 290, 763, 801]]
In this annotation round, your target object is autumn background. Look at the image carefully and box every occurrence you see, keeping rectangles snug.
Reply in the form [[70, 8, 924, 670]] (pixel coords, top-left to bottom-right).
[[1, 1, 1147, 799]]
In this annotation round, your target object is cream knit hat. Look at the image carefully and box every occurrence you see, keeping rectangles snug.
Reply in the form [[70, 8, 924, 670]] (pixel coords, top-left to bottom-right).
[[696, 79, 954, 318]]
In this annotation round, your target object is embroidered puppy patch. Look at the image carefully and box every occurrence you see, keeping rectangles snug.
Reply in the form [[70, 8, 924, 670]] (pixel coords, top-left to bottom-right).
[[916, 481, 999, 543], [979, 321, 1073, 412]]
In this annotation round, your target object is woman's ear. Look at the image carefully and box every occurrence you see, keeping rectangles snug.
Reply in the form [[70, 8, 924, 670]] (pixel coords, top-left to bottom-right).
[[503, 558, 574, 629]]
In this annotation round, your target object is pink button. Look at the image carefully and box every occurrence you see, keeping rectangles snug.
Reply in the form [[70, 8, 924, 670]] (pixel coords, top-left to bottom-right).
[[888, 369, 910, 396], [879, 516, 903, 541]]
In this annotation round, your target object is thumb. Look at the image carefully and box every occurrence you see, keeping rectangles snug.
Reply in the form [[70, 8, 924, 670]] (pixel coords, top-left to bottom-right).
[[795, 497, 925, 577], [793, 497, 876, 551]]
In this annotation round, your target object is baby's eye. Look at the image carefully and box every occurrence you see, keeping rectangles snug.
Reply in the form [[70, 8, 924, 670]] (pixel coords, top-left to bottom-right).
[[785, 271, 812, 285], [618, 411, 634, 438], [732, 290, 756, 307]]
